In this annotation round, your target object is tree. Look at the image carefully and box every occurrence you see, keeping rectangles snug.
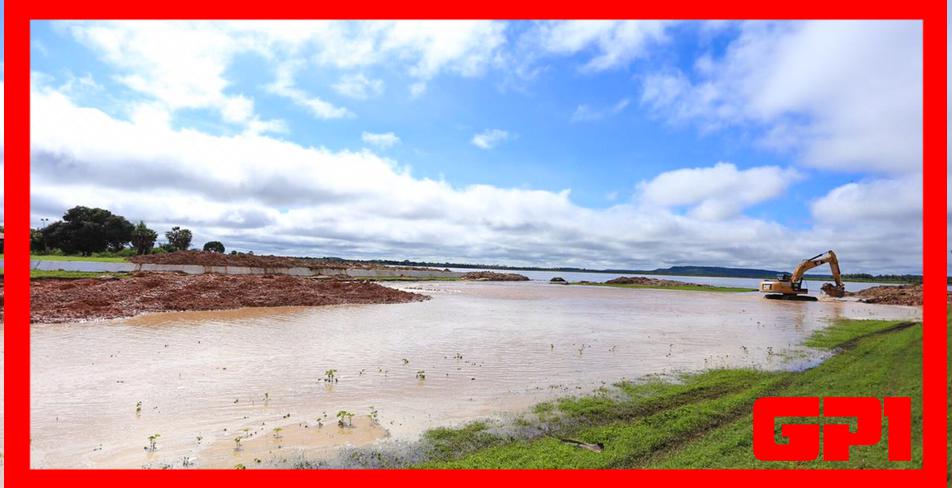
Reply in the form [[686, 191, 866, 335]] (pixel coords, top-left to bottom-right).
[[202, 241, 225, 253], [165, 226, 192, 251], [30, 228, 45, 252], [130, 221, 158, 255], [41, 206, 134, 256]]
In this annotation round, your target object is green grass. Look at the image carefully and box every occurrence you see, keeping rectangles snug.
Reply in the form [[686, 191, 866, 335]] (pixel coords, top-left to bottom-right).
[[419, 317, 925, 469], [27, 254, 129, 263], [573, 282, 755, 293], [28, 270, 129, 279]]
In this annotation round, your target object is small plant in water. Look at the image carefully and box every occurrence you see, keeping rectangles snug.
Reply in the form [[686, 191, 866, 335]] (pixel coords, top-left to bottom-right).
[[337, 410, 354, 427], [273, 427, 283, 439], [369, 406, 379, 424], [453, 353, 463, 360], [324, 369, 338, 382], [136, 401, 142, 415], [146, 433, 160, 452], [233, 436, 243, 451], [402, 358, 410, 365], [264, 392, 270, 402], [416, 370, 426, 380], [234, 464, 246, 470]]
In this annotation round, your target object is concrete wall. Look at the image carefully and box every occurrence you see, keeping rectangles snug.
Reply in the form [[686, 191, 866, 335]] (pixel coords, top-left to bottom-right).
[[25, 259, 463, 279]]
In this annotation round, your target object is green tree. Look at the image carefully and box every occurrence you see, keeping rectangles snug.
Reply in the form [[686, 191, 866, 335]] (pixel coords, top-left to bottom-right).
[[130, 221, 158, 255], [165, 226, 192, 251], [202, 241, 225, 253], [30, 228, 46, 252], [42, 206, 134, 256]]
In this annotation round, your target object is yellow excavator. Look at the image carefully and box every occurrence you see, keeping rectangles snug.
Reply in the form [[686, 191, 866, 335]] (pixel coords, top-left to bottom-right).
[[760, 250, 846, 301]]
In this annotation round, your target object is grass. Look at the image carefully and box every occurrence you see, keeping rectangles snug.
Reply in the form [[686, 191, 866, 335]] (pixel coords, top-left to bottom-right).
[[573, 282, 755, 293], [28, 270, 129, 279], [418, 317, 926, 469], [27, 254, 129, 263]]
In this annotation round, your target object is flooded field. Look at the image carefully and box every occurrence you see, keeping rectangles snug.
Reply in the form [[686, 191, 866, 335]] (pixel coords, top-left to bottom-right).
[[30, 281, 921, 469]]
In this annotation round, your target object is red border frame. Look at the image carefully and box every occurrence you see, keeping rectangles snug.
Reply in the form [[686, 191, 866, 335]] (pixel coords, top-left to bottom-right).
[[5, 2, 947, 486]]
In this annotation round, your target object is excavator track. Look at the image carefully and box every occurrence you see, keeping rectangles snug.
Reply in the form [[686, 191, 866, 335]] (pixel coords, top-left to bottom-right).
[[764, 294, 818, 302]]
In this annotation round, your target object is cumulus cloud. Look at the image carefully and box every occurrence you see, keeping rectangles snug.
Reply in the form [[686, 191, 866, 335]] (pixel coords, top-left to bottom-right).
[[638, 162, 803, 220], [361, 131, 400, 148], [471, 129, 510, 150], [28, 83, 923, 273], [641, 21, 922, 174]]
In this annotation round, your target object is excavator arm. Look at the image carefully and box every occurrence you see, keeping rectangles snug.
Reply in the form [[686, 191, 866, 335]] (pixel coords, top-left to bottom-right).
[[790, 250, 845, 297]]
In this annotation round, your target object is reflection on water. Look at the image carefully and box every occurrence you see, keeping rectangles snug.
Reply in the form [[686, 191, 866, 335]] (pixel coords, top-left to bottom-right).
[[30, 281, 920, 469]]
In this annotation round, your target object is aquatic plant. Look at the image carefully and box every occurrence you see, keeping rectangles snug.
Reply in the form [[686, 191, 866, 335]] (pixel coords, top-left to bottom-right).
[[324, 369, 338, 382], [337, 410, 354, 427], [234, 464, 246, 470], [273, 427, 283, 439], [196, 435, 203, 443], [453, 353, 463, 360], [264, 392, 270, 402], [136, 401, 142, 415], [233, 436, 243, 451], [416, 370, 426, 380], [369, 406, 380, 424], [402, 358, 410, 365], [146, 433, 160, 452], [182, 456, 193, 468]]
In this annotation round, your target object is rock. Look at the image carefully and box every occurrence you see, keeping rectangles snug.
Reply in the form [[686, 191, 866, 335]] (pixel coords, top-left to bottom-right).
[[550, 277, 567, 284]]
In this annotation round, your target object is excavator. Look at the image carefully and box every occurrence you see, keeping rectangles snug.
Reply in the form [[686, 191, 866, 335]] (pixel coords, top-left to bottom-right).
[[759, 250, 845, 301]]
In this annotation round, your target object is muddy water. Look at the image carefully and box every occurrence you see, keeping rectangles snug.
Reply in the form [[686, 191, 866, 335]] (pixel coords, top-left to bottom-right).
[[30, 282, 921, 469]]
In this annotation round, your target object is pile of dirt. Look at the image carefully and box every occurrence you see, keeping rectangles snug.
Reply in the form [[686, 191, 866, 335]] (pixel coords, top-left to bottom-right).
[[460, 271, 530, 281], [30, 272, 427, 324], [605, 276, 703, 288], [128, 251, 368, 269], [845, 284, 937, 306]]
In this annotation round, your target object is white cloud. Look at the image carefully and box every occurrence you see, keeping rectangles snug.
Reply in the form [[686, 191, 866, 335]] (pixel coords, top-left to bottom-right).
[[471, 129, 510, 150], [638, 162, 803, 221], [361, 131, 400, 148], [267, 61, 353, 119], [532, 21, 671, 72], [641, 21, 922, 174], [333, 73, 384, 100], [811, 174, 922, 226], [571, 98, 630, 122], [29, 85, 923, 273]]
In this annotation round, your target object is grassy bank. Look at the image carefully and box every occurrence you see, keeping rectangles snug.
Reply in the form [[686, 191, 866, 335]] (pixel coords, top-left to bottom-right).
[[573, 282, 755, 293], [29, 270, 129, 279], [27, 254, 129, 263], [415, 317, 925, 469]]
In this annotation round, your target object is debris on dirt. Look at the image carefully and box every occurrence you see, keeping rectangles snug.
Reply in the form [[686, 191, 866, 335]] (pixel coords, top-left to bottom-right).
[[844, 284, 939, 306], [550, 277, 568, 284], [604, 276, 704, 288], [460, 271, 530, 281], [30, 272, 428, 324]]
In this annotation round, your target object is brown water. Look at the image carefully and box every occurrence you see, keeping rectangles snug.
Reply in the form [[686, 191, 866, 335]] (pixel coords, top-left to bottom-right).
[[29, 282, 921, 469]]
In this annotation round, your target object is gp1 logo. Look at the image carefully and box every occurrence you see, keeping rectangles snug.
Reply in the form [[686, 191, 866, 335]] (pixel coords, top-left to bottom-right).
[[753, 397, 911, 462]]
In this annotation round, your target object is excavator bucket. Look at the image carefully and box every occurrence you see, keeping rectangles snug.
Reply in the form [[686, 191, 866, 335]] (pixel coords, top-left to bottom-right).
[[821, 283, 846, 298]]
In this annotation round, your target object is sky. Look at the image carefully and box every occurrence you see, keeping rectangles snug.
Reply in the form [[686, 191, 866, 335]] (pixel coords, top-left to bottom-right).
[[20, 20, 927, 273]]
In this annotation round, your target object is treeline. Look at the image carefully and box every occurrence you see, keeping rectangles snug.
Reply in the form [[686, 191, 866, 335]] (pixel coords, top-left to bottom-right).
[[32, 206, 226, 256]]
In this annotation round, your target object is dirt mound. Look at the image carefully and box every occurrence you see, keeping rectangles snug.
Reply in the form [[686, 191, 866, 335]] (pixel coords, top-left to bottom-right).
[[460, 271, 530, 281], [846, 284, 937, 306], [129, 251, 361, 269], [605, 276, 702, 288], [30, 273, 427, 324]]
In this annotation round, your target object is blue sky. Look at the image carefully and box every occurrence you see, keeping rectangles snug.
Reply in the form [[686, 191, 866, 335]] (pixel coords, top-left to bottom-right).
[[26, 21, 924, 272]]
